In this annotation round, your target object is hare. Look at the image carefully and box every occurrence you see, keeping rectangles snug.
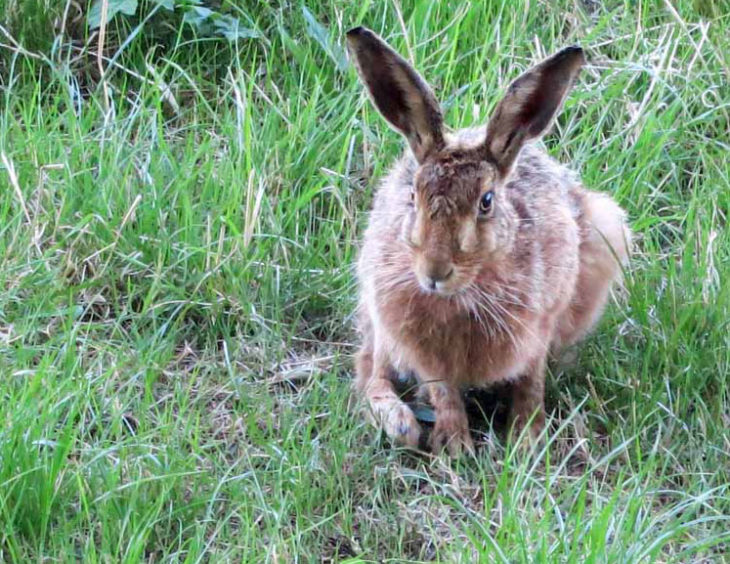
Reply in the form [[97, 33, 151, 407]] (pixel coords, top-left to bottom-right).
[[347, 27, 631, 456]]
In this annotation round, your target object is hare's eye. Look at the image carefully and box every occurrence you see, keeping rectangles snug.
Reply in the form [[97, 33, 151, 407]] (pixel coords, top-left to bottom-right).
[[409, 191, 415, 204], [478, 191, 494, 215]]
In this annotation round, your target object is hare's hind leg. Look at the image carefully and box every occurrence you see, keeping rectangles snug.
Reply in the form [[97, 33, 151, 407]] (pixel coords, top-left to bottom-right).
[[558, 192, 631, 347], [355, 337, 421, 448]]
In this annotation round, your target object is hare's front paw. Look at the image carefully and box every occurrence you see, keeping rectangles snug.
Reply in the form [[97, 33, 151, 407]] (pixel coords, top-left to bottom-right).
[[430, 410, 475, 457], [382, 402, 422, 449]]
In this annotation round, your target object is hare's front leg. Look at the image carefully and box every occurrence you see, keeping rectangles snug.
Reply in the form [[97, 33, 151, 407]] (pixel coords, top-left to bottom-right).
[[509, 356, 547, 441], [426, 381, 475, 456], [354, 340, 421, 448]]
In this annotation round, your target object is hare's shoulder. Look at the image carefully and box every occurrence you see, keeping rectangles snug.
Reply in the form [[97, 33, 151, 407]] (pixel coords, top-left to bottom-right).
[[506, 144, 584, 220], [510, 144, 580, 190]]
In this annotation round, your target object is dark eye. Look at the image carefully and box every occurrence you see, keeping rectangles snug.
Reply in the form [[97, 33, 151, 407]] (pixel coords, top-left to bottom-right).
[[478, 191, 494, 215]]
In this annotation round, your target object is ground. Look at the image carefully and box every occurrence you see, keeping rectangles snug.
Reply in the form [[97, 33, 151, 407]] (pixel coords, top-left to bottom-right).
[[0, 0, 729, 561]]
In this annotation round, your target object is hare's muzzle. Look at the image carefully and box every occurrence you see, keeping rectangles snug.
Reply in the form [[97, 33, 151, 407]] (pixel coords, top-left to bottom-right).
[[415, 247, 456, 294], [423, 263, 454, 292]]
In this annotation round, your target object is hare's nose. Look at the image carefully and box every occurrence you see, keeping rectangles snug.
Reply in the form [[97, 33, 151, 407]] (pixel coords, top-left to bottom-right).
[[427, 266, 454, 290]]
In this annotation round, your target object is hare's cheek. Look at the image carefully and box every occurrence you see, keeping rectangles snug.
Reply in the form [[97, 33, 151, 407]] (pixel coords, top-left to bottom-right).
[[481, 225, 499, 254], [458, 220, 479, 253], [402, 210, 425, 248], [400, 213, 415, 245]]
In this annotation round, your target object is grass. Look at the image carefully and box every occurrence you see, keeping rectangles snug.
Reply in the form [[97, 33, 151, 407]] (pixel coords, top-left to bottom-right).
[[1, 0, 729, 561]]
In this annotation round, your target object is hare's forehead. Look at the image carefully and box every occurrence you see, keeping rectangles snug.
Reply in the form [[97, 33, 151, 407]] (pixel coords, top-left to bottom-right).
[[415, 157, 497, 211]]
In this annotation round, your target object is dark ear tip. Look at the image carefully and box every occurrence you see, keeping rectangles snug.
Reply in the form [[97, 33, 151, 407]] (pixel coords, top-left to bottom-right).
[[558, 45, 586, 65], [346, 26, 379, 51], [346, 26, 371, 39]]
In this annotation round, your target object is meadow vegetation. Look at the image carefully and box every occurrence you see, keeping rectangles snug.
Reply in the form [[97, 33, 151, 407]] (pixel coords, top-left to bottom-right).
[[0, 0, 729, 560]]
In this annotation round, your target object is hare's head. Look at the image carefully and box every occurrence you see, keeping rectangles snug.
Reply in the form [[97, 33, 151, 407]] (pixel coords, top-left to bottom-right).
[[347, 27, 584, 295]]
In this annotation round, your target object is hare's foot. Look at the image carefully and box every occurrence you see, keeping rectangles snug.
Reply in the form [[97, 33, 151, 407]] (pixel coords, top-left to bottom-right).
[[365, 380, 422, 448], [358, 346, 422, 448], [377, 399, 421, 448], [426, 381, 475, 457], [430, 408, 474, 456]]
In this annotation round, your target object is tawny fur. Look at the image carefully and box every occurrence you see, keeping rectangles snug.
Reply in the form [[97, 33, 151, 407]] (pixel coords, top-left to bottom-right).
[[348, 28, 631, 456]]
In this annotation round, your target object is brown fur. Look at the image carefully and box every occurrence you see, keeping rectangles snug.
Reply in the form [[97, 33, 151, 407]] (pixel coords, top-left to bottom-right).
[[347, 29, 631, 456]]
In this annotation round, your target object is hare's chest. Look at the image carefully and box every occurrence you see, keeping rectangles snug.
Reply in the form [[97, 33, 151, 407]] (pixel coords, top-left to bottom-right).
[[379, 296, 528, 386]]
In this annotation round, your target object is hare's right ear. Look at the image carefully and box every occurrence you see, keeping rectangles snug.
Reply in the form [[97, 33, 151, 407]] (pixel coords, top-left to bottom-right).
[[346, 27, 444, 163], [482, 46, 585, 176]]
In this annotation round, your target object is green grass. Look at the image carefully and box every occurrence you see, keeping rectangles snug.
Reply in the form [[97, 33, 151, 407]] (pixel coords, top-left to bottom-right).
[[1, 0, 729, 561]]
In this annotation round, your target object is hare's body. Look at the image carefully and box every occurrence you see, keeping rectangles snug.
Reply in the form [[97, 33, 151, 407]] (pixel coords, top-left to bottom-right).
[[347, 28, 630, 454], [359, 139, 579, 387]]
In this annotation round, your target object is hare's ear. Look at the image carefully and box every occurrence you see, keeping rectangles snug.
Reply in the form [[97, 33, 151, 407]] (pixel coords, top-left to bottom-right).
[[482, 46, 585, 175], [346, 27, 444, 163]]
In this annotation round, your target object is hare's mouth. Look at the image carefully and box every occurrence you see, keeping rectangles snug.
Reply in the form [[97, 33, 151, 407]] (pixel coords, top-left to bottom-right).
[[416, 276, 466, 297]]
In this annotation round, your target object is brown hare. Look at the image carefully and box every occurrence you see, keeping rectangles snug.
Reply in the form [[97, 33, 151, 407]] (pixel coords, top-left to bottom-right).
[[347, 27, 631, 456]]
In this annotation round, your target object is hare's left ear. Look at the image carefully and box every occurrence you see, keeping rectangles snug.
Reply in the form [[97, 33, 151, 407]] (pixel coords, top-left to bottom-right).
[[346, 27, 445, 163], [482, 46, 585, 176]]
